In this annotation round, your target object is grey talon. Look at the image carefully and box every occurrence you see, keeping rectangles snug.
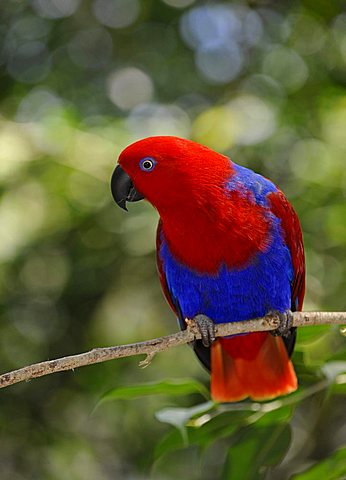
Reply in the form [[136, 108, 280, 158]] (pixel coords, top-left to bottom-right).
[[193, 314, 216, 348], [270, 310, 294, 337]]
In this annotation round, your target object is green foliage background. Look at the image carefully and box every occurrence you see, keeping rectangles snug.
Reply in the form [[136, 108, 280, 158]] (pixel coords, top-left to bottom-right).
[[0, 0, 346, 478]]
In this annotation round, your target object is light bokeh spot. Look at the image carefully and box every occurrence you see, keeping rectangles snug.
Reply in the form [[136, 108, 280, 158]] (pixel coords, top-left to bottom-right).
[[289, 139, 334, 183], [127, 103, 191, 137], [162, 0, 196, 8], [227, 95, 276, 145], [192, 107, 235, 151], [196, 43, 243, 84], [31, 0, 81, 19], [16, 88, 63, 123], [322, 96, 346, 150], [288, 14, 326, 55], [107, 68, 153, 110], [0, 121, 34, 180], [92, 0, 140, 29], [180, 5, 242, 50], [262, 46, 308, 93], [0, 182, 47, 261]]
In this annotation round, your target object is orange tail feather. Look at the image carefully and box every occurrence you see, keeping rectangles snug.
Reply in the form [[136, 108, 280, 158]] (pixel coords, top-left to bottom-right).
[[211, 332, 297, 402]]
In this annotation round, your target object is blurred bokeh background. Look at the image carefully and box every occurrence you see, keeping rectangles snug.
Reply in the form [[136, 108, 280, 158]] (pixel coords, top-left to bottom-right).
[[0, 0, 346, 478]]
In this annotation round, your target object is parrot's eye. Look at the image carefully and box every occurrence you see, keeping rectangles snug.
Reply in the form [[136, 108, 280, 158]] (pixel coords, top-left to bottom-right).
[[140, 157, 156, 172]]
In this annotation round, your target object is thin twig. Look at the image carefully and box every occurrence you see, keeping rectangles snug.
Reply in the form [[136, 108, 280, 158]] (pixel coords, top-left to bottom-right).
[[0, 312, 344, 390]]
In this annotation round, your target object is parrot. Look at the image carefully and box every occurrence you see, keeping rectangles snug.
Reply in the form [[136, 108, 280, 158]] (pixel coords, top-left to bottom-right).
[[110, 136, 305, 402]]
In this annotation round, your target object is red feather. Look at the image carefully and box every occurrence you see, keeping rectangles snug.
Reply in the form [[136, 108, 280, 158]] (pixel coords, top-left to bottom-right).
[[211, 335, 297, 402], [268, 190, 305, 310]]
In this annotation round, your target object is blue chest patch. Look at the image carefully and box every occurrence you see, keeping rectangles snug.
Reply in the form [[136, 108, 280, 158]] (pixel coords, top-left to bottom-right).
[[159, 222, 293, 327]]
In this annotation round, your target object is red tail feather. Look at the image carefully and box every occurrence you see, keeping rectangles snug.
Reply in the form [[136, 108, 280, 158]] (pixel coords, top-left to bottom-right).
[[211, 333, 297, 402]]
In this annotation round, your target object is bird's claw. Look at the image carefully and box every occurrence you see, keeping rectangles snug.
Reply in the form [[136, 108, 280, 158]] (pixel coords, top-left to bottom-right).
[[269, 310, 293, 337], [186, 314, 216, 347]]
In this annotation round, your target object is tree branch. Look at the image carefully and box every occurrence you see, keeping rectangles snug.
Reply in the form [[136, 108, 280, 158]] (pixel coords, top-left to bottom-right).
[[0, 312, 345, 390]]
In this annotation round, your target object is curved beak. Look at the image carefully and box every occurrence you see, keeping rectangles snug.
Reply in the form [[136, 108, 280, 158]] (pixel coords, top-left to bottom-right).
[[110, 165, 144, 211]]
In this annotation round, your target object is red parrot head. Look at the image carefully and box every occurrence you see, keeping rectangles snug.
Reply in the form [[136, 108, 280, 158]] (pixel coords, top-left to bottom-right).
[[111, 136, 232, 214]]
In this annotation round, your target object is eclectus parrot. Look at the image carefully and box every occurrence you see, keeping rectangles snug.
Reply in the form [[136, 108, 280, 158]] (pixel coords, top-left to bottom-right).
[[111, 136, 305, 402]]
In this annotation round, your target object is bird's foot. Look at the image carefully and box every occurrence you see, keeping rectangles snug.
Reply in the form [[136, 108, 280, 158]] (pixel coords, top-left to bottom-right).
[[268, 310, 293, 337], [186, 314, 216, 347]]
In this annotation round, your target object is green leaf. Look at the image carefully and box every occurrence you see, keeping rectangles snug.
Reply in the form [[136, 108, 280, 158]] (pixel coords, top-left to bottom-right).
[[154, 428, 188, 460], [223, 424, 291, 480], [155, 401, 215, 449], [98, 378, 209, 406], [255, 405, 293, 426], [155, 397, 294, 462], [155, 401, 214, 429], [292, 447, 346, 480], [331, 371, 346, 394], [154, 410, 252, 460], [196, 410, 253, 441]]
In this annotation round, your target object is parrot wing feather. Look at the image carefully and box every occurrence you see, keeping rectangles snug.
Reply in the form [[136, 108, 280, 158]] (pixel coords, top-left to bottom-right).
[[156, 220, 180, 318], [156, 220, 211, 370], [268, 189, 305, 311]]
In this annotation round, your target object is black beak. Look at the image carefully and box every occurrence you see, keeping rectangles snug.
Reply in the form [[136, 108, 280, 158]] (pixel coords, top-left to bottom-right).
[[111, 165, 144, 211]]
